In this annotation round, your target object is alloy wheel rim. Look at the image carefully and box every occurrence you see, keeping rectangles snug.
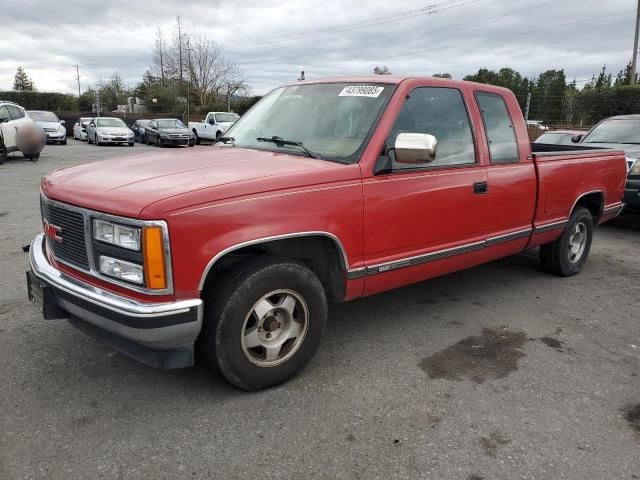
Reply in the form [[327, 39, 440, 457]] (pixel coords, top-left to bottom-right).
[[240, 289, 309, 367], [568, 222, 587, 263]]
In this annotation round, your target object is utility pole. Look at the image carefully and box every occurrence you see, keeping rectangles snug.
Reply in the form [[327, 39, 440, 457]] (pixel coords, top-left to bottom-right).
[[75, 65, 81, 98], [186, 40, 191, 125], [632, 0, 640, 85]]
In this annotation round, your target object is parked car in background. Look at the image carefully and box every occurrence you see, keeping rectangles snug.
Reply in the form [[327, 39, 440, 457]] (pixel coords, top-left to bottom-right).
[[188, 111, 239, 144], [576, 114, 640, 213], [73, 117, 93, 141], [527, 120, 549, 131], [27, 77, 627, 390], [131, 119, 151, 143], [535, 130, 584, 146], [86, 117, 134, 146], [145, 118, 194, 147], [28, 111, 67, 145], [0, 101, 35, 160]]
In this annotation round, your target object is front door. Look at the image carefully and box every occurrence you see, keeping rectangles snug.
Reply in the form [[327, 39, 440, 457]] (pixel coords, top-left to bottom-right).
[[362, 86, 489, 295]]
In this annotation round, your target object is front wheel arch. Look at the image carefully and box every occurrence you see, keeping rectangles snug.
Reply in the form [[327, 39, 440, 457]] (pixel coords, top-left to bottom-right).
[[199, 233, 349, 302]]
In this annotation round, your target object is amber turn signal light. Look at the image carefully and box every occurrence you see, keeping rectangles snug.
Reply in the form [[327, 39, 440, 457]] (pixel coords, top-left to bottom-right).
[[143, 226, 167, 290]]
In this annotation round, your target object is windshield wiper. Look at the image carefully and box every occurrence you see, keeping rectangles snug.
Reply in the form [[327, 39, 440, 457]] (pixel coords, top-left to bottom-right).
[[256, 136, 318, 159], [216, 136, 235, 146]]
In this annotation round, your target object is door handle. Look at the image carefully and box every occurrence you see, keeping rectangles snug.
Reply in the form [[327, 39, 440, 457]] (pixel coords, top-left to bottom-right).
[[473, 181, 488, 194]]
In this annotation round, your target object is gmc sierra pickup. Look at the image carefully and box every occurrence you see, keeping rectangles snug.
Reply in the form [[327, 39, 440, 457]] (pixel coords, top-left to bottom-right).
[[27, 76, 627, 390]]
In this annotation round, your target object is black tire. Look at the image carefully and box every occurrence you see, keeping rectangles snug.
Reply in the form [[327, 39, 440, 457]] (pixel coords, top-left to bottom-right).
[[0, 137, 7, 165], [540, 206, 594, 276], [199, 256, 328, 391], [95, 135, 101, 146], [215, 130, 222, 141], [145, 135, 150, 145], [128, 142, 134, 147], [193, 130, 201, 145], [60, 139, 67, 145], [158, 138, 164, 147]]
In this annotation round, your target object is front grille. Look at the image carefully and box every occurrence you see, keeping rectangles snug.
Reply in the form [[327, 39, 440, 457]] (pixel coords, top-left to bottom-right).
[[40, 198, 89, 270], [169, 134, 189, 139]]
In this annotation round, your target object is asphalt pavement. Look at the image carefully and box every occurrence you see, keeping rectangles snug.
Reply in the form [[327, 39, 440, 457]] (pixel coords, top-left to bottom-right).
[[1, 140, 639, 479]]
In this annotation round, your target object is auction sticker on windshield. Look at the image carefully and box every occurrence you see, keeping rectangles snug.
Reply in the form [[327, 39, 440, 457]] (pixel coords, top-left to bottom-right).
[[338, 85, 385, 98]]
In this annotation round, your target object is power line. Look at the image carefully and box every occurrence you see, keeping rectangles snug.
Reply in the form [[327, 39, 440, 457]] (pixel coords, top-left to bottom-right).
[[347, 9, 635, 63], [234, 0, 584, 66], [221, 0, 479, 47]]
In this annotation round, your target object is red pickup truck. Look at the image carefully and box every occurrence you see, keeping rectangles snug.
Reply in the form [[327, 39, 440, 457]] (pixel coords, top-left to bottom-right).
[[27, 77, 627, 390]]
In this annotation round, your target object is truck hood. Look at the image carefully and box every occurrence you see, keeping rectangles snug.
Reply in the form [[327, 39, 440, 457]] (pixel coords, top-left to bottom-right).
[[41, 147, 353, 218], [581, 142, 640, 159]]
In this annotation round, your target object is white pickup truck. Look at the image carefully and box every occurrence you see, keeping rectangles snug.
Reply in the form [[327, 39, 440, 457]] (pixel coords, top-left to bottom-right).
[[188, 111, 239, 144]]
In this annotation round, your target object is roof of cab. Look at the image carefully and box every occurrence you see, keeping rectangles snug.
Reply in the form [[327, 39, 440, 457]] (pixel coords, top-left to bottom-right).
[[288, 75, 513, 93]]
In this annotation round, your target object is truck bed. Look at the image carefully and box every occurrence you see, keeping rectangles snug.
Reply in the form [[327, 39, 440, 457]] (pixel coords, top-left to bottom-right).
[[528, 143, 627, 248]]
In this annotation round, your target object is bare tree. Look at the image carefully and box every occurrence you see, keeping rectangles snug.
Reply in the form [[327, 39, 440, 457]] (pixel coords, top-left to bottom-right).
[[187, 35, 225, 106], [152, 28, 167, 86], [222, 64, 248, 111]]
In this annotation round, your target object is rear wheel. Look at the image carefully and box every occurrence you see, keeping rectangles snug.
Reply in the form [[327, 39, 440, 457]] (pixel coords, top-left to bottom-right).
[[199, 256, 328, 391], [540, 206, 593, 276]]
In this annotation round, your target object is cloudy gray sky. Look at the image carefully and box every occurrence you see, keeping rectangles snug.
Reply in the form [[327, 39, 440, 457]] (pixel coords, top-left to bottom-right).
[[0, 0, 636, 95]]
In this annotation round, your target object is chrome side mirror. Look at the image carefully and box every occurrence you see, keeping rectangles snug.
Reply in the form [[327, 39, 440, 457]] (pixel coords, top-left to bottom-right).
[[394, 133, 437, 164]]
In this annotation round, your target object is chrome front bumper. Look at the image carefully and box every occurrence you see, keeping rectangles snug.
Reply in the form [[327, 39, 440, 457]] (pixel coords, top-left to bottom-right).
[[27, 234, 203, 368]]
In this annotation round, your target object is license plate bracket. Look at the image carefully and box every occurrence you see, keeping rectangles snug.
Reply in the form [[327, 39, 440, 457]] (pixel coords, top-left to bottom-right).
[[26, 271, 68, 320]]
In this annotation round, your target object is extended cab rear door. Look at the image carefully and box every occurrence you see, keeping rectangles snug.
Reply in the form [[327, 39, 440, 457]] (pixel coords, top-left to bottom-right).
[[361, 84, 489, 296], [472, 90, 536, 260]]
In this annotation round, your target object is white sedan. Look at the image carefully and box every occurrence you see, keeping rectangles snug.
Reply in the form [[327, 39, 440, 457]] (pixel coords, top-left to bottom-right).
[[87, 117, 134, 146], [73, 117, 93, 141]]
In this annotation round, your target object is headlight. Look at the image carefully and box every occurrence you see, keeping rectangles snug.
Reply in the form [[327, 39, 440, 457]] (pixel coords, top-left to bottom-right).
[[93, 219, 140, 250], [629, 159, 640, 175], [99, 255, 144, 284]]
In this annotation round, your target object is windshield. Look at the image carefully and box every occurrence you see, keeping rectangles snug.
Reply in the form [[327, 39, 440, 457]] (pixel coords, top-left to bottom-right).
[[536, 133, 576, 145], [137, 120, 151, 127], [582, 118, 640, 144], [225, 83, 393, 162], [29, 111, 59, 122], [97, 118, 126, 128], [157, 119, 185, 129], [215, 113, 239, 123], [80, 117, 92, 126]]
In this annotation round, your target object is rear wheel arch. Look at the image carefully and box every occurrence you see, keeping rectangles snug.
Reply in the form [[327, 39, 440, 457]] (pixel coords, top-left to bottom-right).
[[199, 233, 350, 302], [571, 190, 604, 220]]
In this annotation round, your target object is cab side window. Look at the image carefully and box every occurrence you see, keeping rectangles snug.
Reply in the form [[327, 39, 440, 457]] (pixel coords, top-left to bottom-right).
[[386, 87, 476, 171], [0, 106, 10, 122], [476, 92, 519, 164]]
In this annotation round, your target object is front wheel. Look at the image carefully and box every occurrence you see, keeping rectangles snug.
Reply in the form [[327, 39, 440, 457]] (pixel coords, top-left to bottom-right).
[[199, 256, 328, 391], [540, 206, 594, 276], [193, 130, 201, 145]]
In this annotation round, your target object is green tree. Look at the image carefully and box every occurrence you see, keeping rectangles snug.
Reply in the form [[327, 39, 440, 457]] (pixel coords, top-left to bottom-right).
[[373, 66, 391, 75], [529, 69, 566, 124], [13, 66, 35, 91]]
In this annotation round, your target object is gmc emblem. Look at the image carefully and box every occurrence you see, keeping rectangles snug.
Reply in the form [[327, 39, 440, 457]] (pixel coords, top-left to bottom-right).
[[43, 219, 63, 243]]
